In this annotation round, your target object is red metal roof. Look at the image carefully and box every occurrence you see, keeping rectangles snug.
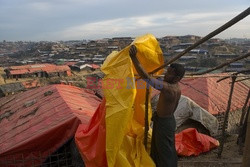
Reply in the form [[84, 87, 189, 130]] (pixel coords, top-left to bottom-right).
[[151, 74, 249, 115], [10, 69, 29, 75], [180, 74, 249, 115], [22, 80, 40, 89], [0, 84, 101, 165], [9, 64, 53, 70], [8, 64, 71, 75], [91, 64, 100, 69]]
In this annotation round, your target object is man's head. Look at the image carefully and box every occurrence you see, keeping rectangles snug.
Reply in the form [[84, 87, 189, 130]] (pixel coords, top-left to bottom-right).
[[164, 63, 185, 83]]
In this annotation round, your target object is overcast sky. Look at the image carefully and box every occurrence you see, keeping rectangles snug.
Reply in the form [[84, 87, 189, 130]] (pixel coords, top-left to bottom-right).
[[0, 0, 249, 41]]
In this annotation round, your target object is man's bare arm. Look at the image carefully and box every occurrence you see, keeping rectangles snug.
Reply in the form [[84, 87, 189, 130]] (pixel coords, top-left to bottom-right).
[[129, 45, 166, 91], [129, 45, 150, 79]]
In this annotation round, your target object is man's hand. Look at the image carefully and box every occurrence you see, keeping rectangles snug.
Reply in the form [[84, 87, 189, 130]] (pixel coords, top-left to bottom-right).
[[129, 45, 137, 58], [128, 44, 163, 90]]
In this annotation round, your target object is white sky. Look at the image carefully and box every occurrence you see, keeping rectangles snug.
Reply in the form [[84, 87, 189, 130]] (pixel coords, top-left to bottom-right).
[[0, 0, 249, 41]]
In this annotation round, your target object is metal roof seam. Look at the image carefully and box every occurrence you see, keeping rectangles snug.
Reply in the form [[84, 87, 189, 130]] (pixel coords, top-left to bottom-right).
[[54, 85, 76, 113]]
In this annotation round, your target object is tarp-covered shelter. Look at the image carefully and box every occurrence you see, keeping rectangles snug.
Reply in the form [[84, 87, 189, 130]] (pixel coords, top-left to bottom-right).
[[0, 84, 101, 166]]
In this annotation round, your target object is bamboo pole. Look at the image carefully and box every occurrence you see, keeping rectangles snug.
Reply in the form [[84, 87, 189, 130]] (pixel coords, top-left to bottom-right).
[[149, 7, 250, 74], [217, 75, 237, 158], [194, 53, 250, 76], [234, 77, 250, 83], [238, 106, 250, 155], [239, 90, 250, 126], [217, 68, 250, 83], [144, 84, 150, 149], [237, 91, 250, 154], [153, 74, 249, 79], [243, 106, 250, 167]]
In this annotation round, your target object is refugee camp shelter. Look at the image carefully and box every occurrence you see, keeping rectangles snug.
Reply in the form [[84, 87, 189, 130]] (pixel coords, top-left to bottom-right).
[[179, 74, 249, 133], [70, 62, 100, 72], [0, 84, 101, 166], [4, 64, 72, 79]]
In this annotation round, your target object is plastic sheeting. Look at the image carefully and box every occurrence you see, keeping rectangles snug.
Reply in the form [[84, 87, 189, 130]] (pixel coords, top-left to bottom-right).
[[75, 34, 164, 167], [175, 128, 219, 156], [102, 34, 164, 167], [75, 100, 107, 167], [175, 95, 219, 136]]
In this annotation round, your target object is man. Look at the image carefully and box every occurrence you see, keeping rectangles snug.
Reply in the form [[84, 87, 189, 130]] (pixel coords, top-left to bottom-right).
[[129, 45, 185, 167]]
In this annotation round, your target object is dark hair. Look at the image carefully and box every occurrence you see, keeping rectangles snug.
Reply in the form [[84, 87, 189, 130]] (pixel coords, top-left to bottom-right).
[[170, 63, 185, 79]]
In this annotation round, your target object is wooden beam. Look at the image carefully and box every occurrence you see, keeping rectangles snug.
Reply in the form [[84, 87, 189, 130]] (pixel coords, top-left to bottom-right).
[[239, 90, 250, 127], [217, 68, 250, 83], [149, 74, 249, 79], [235, 77, 250, 83], [217, 75, 237, 158]]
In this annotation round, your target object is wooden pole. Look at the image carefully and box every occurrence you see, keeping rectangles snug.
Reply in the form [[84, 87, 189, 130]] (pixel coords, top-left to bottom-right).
[[234, 77, 250, 83], [217, 75, 237, 158], [144, 84, 150, 150], [243, 107, 250, 167], [149, 7, 250, 74], [217, 68, 250, 83], [238, 106, 250, 155], [239, 90, 250, 126], [237, 91, 250, 154], [150, 74, 249, 79]]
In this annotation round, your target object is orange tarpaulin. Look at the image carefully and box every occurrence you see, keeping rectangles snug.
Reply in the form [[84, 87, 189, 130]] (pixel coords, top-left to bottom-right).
[[175, 128, 219, 156], [75, 99, 107, 167]]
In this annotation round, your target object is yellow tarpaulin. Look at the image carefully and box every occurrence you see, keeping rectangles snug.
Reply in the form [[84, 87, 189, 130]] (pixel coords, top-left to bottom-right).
[[101, 34, 164, 167]]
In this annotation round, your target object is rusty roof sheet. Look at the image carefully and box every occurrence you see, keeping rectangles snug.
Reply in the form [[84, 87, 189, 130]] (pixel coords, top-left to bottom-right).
[[9, 64, 53, 70], [22, 80, 40, 89], [0, 84, 101, 159]]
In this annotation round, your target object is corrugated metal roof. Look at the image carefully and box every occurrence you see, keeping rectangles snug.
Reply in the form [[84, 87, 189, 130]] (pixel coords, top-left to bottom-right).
[[150, 74, 249, 115], [180, 74, 249, 115], [9, 64, 53, 70], [10, 69, 29, 75], [8, 64, 71, 75], [0, 84, 101, 164], [22, 80, 40, 89]]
